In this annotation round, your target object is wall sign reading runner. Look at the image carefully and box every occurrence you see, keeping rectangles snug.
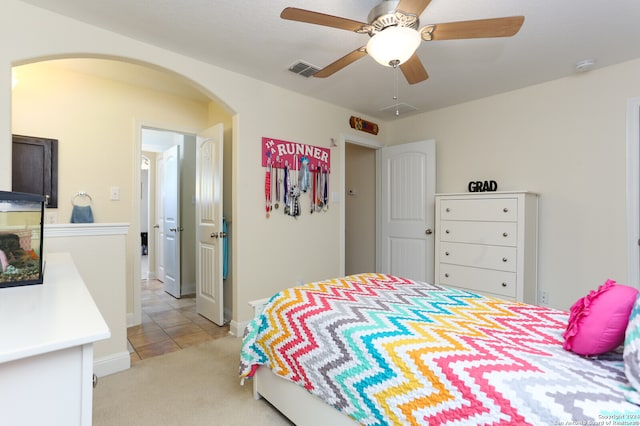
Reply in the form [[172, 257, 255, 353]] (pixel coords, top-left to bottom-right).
[[262, 137, 330, 171], [261, 137, 331, 219]]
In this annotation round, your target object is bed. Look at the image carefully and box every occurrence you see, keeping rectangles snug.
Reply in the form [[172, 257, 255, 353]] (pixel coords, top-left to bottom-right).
[[240, 273, 640, 425]]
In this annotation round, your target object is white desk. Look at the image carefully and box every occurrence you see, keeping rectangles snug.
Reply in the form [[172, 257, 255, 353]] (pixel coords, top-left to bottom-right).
[[0, 252, 110, 426]]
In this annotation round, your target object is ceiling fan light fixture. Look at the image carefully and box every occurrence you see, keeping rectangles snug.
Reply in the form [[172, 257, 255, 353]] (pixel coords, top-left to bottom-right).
[[366, 26, 421, 67]]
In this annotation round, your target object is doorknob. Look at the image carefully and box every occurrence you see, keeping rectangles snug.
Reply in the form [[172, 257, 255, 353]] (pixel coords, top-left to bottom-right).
[[210, 231, 228, 239], [170, 228, 176, 232], [425, 229, 433, 235]]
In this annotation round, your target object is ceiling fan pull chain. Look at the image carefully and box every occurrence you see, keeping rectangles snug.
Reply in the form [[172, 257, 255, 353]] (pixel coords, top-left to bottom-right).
[[392, 60, 400, 117]]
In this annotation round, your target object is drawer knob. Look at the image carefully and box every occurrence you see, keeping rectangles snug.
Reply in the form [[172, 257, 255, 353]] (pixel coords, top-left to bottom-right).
[[445, 208, 450, 212], [502, 232, 508, 237], [502, 257, 508, 262], [445, 251, 450, 256], [501, 282, 507, 287], [503, 208, 509, 213], [445, 229, 450, 234], [444, 273, 449, 278]]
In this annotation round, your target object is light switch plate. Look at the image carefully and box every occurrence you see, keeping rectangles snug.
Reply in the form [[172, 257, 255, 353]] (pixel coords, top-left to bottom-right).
[[110, 186, 120, 200]]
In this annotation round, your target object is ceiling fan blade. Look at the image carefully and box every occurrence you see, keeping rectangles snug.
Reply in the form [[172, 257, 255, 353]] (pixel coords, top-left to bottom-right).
[[400, 54, 429, 84], [281, 7, 366, 32], [314, 48, 368, 78], [396, 0, 432, 16], [429, 16, 525, 40]]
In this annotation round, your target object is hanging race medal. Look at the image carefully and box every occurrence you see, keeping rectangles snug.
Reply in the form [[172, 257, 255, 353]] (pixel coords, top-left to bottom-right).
[[274, 156, 280, 209], [265, 159, 272, 218]]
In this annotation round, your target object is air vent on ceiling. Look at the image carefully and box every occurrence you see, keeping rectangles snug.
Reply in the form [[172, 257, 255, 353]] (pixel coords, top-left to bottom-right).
[[379, 102, 418, 117], [288, 61, 320, 78]]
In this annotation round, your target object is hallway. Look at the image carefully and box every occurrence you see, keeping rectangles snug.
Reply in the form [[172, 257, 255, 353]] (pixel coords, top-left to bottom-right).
[[127, 278, 229, 365]]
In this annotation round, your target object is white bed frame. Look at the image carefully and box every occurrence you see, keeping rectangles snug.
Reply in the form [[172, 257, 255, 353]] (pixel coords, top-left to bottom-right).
[[248, 298, 356, 426]]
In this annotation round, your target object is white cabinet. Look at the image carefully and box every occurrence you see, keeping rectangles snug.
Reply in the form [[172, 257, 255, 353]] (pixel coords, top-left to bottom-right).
[[434, 192, 538, 304], [0, 253, 110, 426]]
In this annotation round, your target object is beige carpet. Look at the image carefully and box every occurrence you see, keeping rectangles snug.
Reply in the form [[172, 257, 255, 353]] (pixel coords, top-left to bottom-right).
[[93, 335, 293, 426]]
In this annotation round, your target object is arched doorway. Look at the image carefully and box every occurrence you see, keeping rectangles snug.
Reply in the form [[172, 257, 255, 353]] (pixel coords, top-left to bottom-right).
[[11, 56, 234, 370]]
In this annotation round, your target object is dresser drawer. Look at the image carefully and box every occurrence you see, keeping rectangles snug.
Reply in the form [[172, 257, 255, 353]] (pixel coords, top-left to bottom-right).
[[439, 242, 517, 272], [440, 198, 518, 222], [438, 264, 516, 298], [439, 221, 517, 246]]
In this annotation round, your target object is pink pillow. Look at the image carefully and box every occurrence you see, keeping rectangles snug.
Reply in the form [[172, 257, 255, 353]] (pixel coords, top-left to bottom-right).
[[563, 279, 639, 356]]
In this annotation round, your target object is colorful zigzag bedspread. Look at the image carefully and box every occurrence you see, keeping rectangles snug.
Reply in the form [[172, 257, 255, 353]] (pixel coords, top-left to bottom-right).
[[240, 273, 640, 425]]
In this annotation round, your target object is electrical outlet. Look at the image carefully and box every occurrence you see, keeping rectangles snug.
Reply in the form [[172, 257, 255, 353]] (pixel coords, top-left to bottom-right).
[[44, 212, 57, 224], [539, 290, 549, 306]]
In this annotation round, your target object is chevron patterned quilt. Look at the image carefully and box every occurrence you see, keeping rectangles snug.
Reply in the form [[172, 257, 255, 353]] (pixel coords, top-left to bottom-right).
[[240, 273, 640, 425]]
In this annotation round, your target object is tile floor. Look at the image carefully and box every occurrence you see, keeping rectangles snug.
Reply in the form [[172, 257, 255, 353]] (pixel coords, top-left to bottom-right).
[[127, 278, 230, 364]]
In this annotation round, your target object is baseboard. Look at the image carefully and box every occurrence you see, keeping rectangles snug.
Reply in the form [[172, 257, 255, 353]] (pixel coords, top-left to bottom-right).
[[224, 306, 232, 325], [126, 312, 139, 328], [230, 319, 250, 337], [181, 281, 196, 296], [94, 351, 131, 377]]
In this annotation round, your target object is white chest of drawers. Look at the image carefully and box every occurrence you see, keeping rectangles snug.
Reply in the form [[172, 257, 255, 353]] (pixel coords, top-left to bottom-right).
[[0, 252, 110, 426], [434, 191, 538, 304]]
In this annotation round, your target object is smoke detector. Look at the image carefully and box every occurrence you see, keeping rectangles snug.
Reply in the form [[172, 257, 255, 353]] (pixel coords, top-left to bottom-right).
[[575, 59, 596, 73]]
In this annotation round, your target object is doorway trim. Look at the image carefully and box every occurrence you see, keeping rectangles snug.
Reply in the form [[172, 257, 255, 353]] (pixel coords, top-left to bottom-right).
[[626, 97, 640, 287], [338, 133, 383, 277]]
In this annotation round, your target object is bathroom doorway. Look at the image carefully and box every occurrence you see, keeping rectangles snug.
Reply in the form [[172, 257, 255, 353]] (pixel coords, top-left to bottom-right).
[[141, 154, 150, 279], [140, 127, 197, 297]]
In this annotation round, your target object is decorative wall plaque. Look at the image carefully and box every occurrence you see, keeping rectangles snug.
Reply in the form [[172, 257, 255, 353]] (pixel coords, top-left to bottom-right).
[[349, 116, 379, 135]]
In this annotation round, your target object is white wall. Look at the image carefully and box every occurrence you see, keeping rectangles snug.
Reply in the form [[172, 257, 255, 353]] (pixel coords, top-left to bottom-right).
[[2, 0, 385, 332], [44, 224, 129, 376], [11, 60, 210, 318], [387, 59, 640, 310], [180, 135, 197, 295], [143, 151, 158, 279], [345, 143, 376, 274], [140, 166, 149, 233]]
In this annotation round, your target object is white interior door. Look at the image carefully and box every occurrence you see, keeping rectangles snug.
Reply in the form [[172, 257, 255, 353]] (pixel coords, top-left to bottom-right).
[[195, 124, 224, 325], [378, 140, 436, 283], [155, 154, 165, 282], [163, 144, 181, 298]]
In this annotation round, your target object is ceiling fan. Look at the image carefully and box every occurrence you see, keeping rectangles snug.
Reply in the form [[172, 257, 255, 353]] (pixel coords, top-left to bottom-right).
[[281, 0, 524, 84]]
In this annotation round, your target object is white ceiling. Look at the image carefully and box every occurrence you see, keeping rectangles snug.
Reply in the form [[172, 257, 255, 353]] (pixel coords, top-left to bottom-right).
[[16, 0, 640, 120]]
